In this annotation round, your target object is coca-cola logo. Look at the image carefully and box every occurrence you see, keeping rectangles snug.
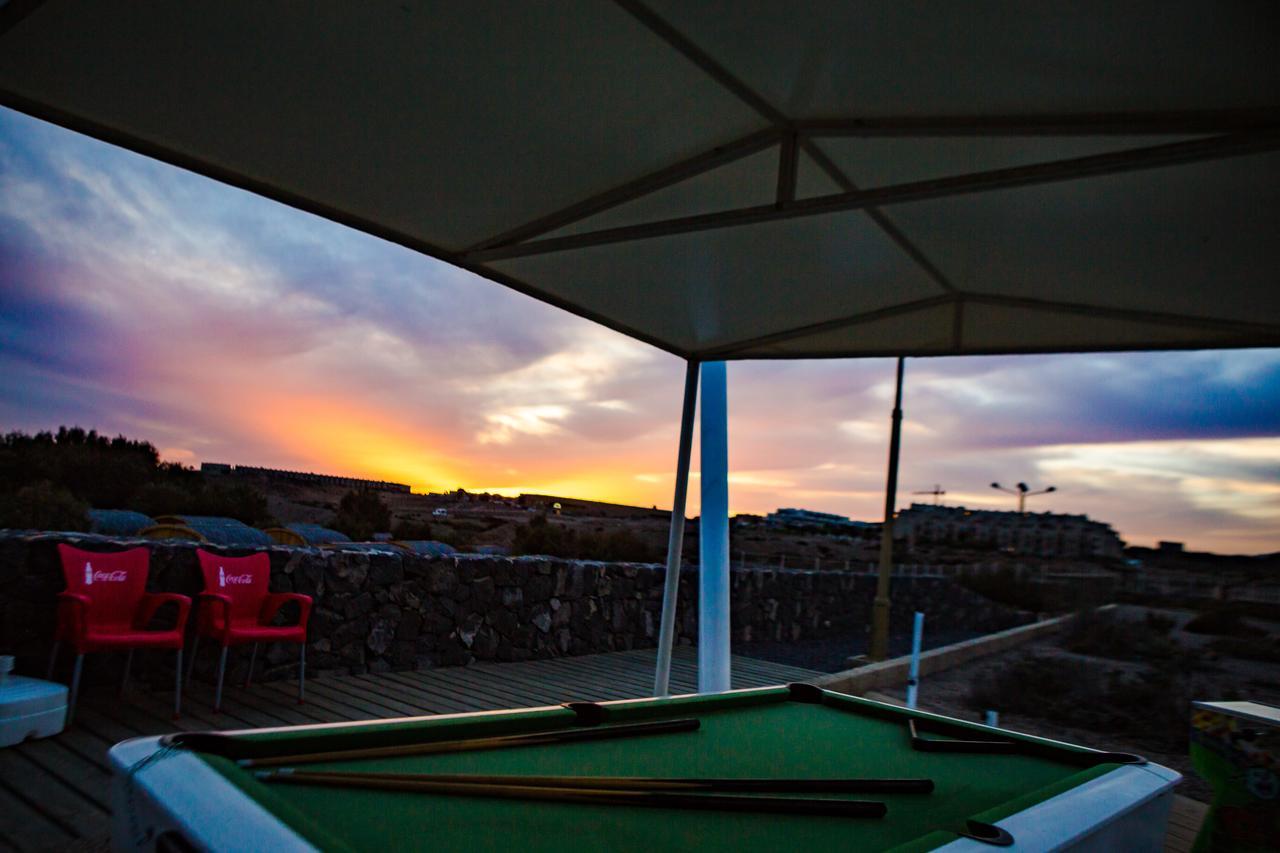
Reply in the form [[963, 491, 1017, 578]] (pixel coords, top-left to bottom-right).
[[223, 574, 254, 585], [91, 570, 127, 583]]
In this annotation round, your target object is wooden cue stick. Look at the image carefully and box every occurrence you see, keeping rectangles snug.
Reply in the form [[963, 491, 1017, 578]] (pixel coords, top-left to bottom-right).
[[239, 718, 699, 769], [265, 769, 933, 794], [258, 771, 888, 818]]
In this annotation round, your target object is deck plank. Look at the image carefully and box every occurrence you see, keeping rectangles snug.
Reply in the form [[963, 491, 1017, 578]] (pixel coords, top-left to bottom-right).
[[1163, 795, 1208, 853]]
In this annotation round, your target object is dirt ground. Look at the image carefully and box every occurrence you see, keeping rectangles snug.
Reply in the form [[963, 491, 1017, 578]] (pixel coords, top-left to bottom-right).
[[867, 606, 1280, 804]]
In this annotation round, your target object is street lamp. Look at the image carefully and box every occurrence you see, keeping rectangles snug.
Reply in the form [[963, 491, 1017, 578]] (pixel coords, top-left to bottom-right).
[[991, 481, 1056, 514]]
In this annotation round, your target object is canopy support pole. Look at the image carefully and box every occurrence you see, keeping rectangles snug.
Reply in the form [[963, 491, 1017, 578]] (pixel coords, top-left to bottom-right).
[[698, 361, 731, 693], [653, 359, 699, 696], [870, 357, 906, 661]]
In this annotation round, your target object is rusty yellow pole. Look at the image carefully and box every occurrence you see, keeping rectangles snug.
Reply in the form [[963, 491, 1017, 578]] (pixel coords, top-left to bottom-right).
[[869, 357, 905, 661]]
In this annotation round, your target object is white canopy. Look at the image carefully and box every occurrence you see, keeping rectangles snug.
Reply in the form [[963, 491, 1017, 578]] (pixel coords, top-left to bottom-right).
[[3, 0, 1277, 359]]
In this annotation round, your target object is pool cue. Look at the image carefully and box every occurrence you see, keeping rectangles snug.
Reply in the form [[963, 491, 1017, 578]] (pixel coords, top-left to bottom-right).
[[239, 718, 700, 768], [262, 770, 933, 794], [257, 771, 888, 818]]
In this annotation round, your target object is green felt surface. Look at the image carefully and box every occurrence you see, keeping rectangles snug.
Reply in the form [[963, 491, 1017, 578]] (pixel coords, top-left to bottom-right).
[[198, 691, 1110, 852]]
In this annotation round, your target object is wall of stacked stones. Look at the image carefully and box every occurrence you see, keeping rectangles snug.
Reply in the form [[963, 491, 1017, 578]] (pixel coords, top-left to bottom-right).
[[0, 532, 1028, 685]]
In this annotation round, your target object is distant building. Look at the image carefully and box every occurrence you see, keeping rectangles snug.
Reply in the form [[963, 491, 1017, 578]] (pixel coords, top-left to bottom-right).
[[766, 507, 875, 532], [894, 503, 1124, 559], [1158, 541, 1184, 554], [202, 462, 410, 493]]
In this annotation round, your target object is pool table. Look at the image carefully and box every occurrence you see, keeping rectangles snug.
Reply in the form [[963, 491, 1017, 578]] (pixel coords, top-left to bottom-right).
[[109, 684, 1180, 852]]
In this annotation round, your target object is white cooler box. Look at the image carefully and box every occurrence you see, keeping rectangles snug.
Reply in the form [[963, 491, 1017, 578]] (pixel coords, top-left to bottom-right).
[[0, 659, 68, 747]]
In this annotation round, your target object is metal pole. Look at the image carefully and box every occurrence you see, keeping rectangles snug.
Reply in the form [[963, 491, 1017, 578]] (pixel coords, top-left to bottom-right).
[[698, 361, 731, 693], [870, 357, 906, 661], [653, 360, 699, 696], [906, 611, 924, 709]]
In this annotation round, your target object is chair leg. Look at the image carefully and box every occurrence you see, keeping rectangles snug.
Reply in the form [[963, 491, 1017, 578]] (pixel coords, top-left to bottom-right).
[[185, 635, 200, 687], [245, 643, 259, 688], [46, 641, 60, 680], [214, 646, 229, 712], [174, 648, 183, 720], [120, 649, 133, 697], [298, 643, 306, 705], [67, 653, 84, 727]]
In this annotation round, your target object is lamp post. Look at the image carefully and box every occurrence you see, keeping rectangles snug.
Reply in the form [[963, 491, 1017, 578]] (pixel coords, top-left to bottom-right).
[[990, 481, 1056, 514]]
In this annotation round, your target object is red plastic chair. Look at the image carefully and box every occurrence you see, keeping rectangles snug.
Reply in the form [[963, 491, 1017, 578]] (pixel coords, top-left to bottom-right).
[[188, 550, 312, 711], [47, 544, 191, 723]]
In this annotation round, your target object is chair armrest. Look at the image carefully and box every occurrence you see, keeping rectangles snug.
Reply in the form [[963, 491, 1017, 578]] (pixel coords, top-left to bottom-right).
[[136, 592, 192, 630], [260, 593, 313, 629], [195, 594, 234, 635], [55, 592, 92, 640]]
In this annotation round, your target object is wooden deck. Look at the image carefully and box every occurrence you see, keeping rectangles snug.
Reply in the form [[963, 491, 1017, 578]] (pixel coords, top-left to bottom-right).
[[1, 648, 1204, 852], [0, 648, 819, 852]]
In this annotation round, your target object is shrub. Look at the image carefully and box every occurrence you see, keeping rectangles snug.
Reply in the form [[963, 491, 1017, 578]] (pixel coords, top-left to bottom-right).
[[0, 481, 90, 531], [393, 520, 434, 540], [955, 568, 1051, 612], [331, 490, 392, 541], [1209, 636, 1280, 663], [969, 654, 1192, 750], [1185, 608, 1265, 638], [510, 516, 661, 562], [511, 514, 577, 558], [1062, 609, 1186, 665]]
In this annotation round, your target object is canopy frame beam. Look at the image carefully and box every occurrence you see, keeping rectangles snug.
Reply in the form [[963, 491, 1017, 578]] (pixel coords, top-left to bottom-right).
[[468, 130, 1280, 262], [792, 110, 1280, 137], [701, 292, 1280, 359], [462, 109, 1277, 257]]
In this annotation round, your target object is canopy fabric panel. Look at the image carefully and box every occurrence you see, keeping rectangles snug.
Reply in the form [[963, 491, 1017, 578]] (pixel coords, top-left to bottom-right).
[[2, 0, 1277, 359]]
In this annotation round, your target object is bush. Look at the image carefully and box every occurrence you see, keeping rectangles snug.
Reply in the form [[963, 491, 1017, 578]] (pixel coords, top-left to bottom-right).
[[510, 516, 661, 562], [1210, 636, 1280, 663], [1062, 609, 1186, 665], [393, 519, 434, 540], [332, 490, 392, 541], [0, 481, 90, 531], [132, 479, 274, 527], [1185, 608, 1265, 638], [955, 568, 1052, 612], [511, 515, 577, 558], [969, 654, 1192, 750]]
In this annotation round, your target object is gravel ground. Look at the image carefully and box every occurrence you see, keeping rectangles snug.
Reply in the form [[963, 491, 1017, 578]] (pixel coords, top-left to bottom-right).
[[737, 627, 985, 673], [867, 607, 1280, 804]]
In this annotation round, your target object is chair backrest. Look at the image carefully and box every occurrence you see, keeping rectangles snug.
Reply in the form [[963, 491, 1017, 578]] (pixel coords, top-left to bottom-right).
[[57, 544, 150, 632], [195, 550, 271, 623]]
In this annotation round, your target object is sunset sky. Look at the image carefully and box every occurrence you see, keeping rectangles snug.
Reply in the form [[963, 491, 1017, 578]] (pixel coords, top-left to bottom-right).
[[3, 106, 1279, 554]]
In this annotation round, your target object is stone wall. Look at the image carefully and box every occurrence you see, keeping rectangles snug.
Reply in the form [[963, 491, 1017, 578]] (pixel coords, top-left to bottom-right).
[[0, 531, 1028, 685]]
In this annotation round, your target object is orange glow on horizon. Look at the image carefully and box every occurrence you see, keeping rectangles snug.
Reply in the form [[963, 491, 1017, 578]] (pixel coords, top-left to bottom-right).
[[240, 395, 463, 492]]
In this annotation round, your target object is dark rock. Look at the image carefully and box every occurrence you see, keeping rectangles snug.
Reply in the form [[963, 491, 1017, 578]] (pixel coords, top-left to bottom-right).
[[397, 611, 422, 642], [457, 612, 484, 648]]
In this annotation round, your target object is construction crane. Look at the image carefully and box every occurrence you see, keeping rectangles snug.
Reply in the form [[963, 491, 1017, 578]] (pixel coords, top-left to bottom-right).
[[912, 485, 946, 505]]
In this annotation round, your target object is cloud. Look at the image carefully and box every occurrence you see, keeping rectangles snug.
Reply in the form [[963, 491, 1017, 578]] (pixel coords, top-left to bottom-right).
[[2, 106, 1279, 553]]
